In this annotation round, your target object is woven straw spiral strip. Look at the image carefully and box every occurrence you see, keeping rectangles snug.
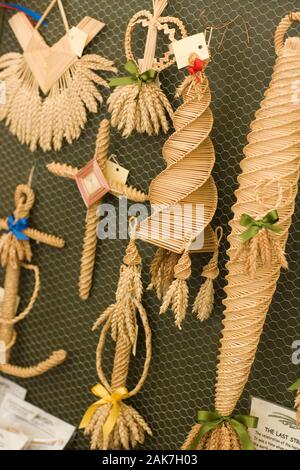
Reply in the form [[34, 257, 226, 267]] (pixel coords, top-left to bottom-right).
[[215, 15, 300, 419], [137, 75, 218, 254]]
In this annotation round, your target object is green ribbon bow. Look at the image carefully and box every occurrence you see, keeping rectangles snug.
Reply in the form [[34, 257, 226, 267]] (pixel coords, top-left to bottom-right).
[[109, 60, 158, 90], [288, 380, 300, 392], [239, 209, 282, 243], [189, 410, 259, 450]]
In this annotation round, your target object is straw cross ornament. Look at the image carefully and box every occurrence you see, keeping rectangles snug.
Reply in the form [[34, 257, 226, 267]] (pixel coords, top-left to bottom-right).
[[0, 171, 66, 378], [47, 119, 148, 301]]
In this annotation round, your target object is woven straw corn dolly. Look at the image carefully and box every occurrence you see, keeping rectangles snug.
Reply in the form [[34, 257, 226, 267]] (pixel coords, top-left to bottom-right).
[[136, 53, 221, 329], [0, 170, 66, 378], [47, 119, 148, 301], [0, 0, 117, 151], [80, 221, 152, 450], [182, 12, 300, 450], [108, 0, 187, 137]]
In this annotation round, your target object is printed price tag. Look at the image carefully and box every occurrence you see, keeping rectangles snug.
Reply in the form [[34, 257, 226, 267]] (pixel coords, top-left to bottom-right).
[[172, 33, 209, 69], [249, 397, 300, 450], [0, 377, 27, 406]]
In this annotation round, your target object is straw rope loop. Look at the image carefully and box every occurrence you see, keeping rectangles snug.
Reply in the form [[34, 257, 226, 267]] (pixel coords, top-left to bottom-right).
[[275, 11, 300, 56]]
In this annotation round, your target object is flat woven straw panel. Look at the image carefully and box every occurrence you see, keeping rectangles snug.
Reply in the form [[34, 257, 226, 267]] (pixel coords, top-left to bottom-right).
[[0, 0, 299, 450]]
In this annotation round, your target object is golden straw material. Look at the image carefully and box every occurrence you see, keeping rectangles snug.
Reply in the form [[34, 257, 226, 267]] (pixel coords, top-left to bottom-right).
[[183, 12, 300, 450], [0, 178, 66, 377], [82, 231, 152, 450], [137, 72, 218, 254], [108, 1, 187, 137], [47, 119, 148, 300], [0, 4, 116, 151], [296, 389, 300, 425], [193, 227, 222, 322], [137, 61, 219, 328]]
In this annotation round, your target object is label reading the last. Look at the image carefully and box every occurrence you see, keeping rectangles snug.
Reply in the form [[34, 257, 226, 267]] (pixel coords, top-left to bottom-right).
[[249, 397, 300, 450]]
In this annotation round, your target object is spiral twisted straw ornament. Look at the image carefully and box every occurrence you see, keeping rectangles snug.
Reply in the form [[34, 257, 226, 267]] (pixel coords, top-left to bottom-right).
[[183, 12, 300, 450], [107, 0, 187, 137], [137, 61, 219, 328]]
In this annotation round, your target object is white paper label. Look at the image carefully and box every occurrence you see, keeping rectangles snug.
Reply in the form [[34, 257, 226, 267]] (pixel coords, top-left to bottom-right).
[[0, 377, 27, 406], [249, 397, 300, 450], [68, 27, 88, 57], [0, 81, 6, 105], [0, 428, 29, 450], [0, 394, 75, 450], [104, 159, 129, 197], [172, 33, 210, 69]]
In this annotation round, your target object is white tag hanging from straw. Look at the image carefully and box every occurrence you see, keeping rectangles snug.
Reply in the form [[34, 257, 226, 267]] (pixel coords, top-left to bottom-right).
[[68, 27, 88, 57], [172, 32, 210, 69], [104, 156, 129, 197]]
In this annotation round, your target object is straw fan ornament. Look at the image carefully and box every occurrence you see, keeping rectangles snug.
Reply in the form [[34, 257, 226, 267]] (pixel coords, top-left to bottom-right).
[[136, 53, 220, 329], [182, 12, 300, 450], [0, 169, 66, 378], [0, 0, 116, 151], [108, 0, 187, 137], [80, 222, 152, 450], [47, 119, 148, 301]]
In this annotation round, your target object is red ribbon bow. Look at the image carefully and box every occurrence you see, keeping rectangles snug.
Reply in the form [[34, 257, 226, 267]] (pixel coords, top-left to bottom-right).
[[187, 58, 205, 82]]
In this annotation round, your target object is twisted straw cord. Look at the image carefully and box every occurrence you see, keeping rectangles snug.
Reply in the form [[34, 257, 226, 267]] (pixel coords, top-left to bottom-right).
[[107, 179, 149, 203], [79, 205, 99, 301], [111, 336, 132, 390], [46, 162, 79, 180], [0, 218, 65, 249], [138, 77, 217, 253], [95, 119, 110, 172], [275, 12, 300, 56], [215, 31, 300, 417], [0, 350, 67, 378], [0, 264, 40, 325]]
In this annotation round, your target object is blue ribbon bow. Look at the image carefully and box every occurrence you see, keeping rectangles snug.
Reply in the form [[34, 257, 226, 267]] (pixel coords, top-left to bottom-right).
[[6, 214, 29, 241]]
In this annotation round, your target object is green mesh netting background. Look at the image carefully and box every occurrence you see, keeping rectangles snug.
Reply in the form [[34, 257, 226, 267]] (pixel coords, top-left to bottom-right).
[[0, 0, 299, 450]]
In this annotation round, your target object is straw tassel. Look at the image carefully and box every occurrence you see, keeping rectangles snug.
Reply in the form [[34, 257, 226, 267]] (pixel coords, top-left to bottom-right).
[[193, 252, 219, 322], [160, 249, 192, 329], [193, 228, 222, 321], [94, 225, 143, 346]]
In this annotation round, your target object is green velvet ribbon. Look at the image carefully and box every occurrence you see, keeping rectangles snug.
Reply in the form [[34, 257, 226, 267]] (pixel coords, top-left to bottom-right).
[[288, 380, 300, 391], [109, 60, 158, 90], [189, 410, 259, 450], [239, 209, 282, 243]]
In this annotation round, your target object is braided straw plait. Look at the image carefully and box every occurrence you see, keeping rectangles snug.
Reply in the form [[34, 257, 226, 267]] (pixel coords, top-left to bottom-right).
[[137, 76, 218, 254]]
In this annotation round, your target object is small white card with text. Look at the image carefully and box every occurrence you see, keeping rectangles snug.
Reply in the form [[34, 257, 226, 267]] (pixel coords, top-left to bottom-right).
[[249, 397, 300, 450], [172, 33, 209, 69]]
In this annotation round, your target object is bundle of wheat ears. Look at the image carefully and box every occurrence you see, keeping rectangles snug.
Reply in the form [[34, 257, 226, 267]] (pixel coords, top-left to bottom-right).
[[80, 226, 152, 450], [108, 0, 187, 137], [137, 55, 220, 329], [182, 12, 300, 450], [0, 0, 116, 151], [0, 170, 66, 378]]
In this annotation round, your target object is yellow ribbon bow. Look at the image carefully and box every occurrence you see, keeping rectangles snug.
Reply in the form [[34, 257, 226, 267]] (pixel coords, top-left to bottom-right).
[[79, 384, 129, 440]]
